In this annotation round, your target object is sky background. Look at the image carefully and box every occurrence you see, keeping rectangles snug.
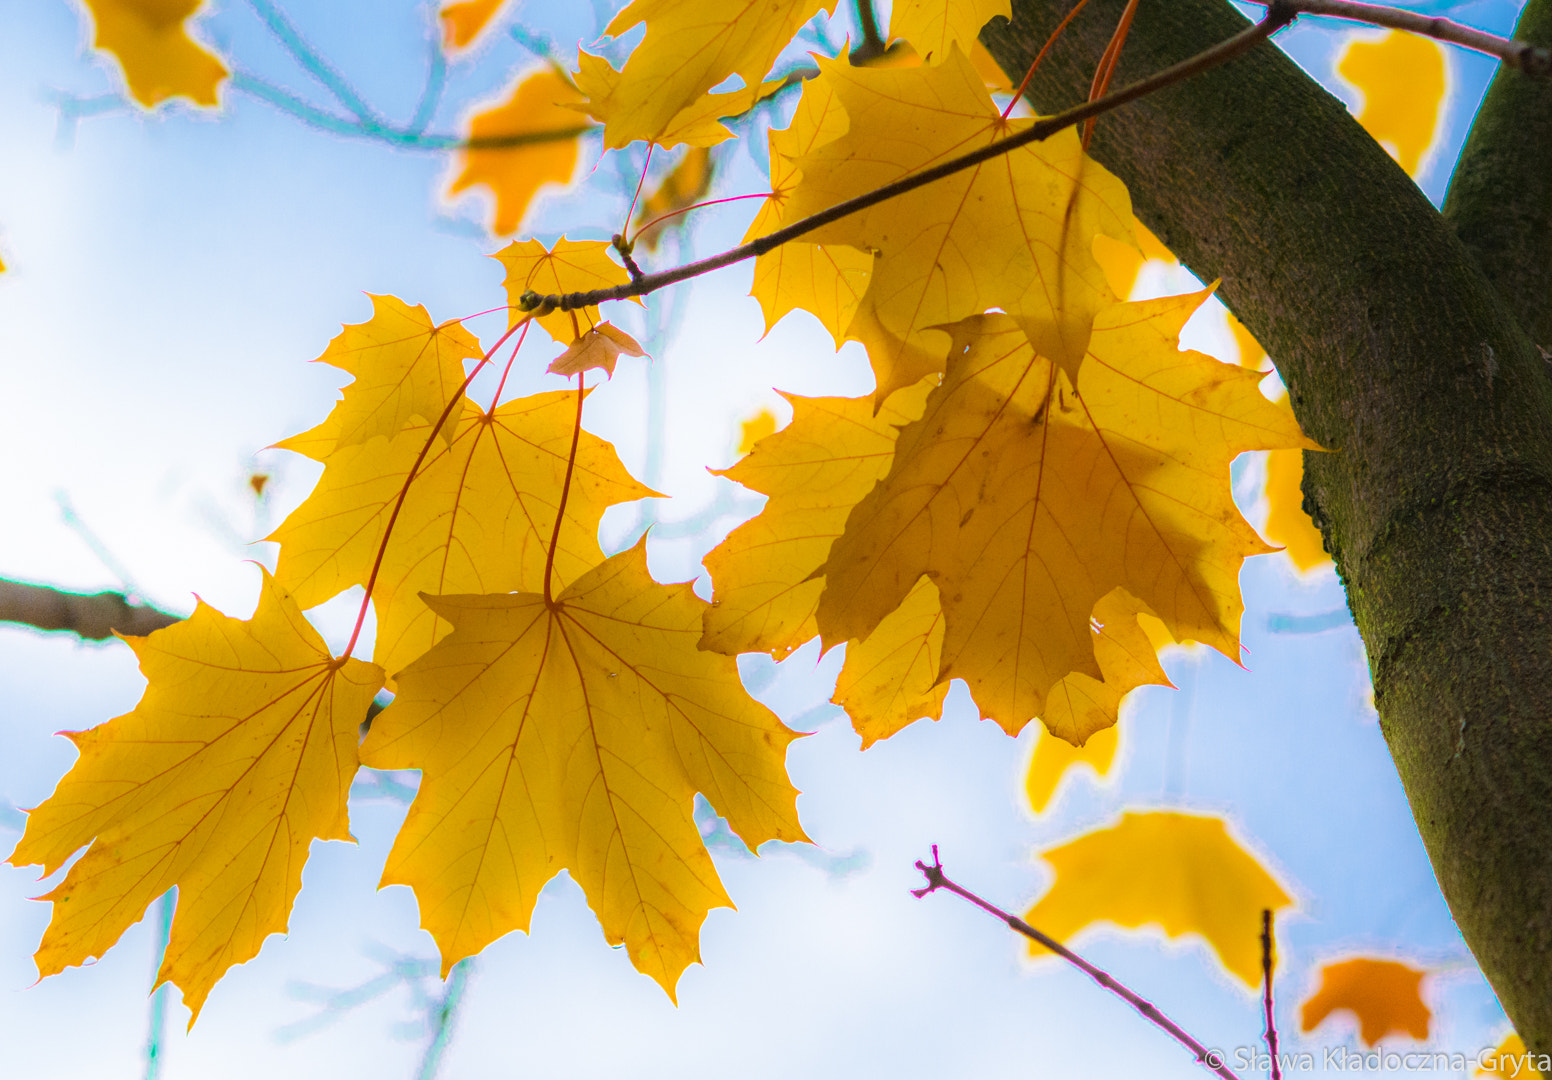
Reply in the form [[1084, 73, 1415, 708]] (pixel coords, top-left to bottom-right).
[[0, 0, 1534, 1077]]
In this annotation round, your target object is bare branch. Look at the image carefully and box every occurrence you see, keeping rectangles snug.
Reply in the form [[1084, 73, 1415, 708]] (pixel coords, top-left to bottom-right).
[[913, 847, 1244, 1080], [1261, 909, 1282, 1080], [1246, 0, 1552, 76], [516, 4, 1294, 317], [0, 579, 182, 641]]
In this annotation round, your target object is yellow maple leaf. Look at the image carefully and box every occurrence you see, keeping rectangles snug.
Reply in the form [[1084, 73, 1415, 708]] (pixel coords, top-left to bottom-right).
[[1479, 1034, 1547, 1079], [701, 378, 935, 660], [439, 0, 506, 50], [494, 237, 635, 341], [572, 51, 785, 151], [1301, 957, 1431, 1045], [785, 49, 1134, 396], [888, 0, 1011, 65], [744, 73, 872, 347], [82, 0, 226, 108], [818, 295, 1315, 735], [448, 69, 592, 237], [1264, 446, 1332, 572], [583, 0, 835, 148], [359, 542, 807, 995], [547, 322, 647, 378], [832, 575, 950, 746], [7, 573, 383, 1020], [734, 406, 779, 457], [277, 295, 483, 460], [271, 392, 653, 679], [1025, 810, 1294, 988], [1338, 31, 1447, 178], [1025, 719, 1120, 815], [1041, 588, 1174, 746]]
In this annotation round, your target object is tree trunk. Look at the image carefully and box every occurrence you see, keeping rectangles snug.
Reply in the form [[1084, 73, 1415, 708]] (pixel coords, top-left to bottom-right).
[[983, 0, 1552, 1050]]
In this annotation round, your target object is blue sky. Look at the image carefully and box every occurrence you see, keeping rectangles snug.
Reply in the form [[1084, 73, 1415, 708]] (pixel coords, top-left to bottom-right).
[[0, 1, 1533, 1076]]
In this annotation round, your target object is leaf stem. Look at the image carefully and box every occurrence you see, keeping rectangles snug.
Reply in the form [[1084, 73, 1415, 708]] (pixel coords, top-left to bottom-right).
[[1003, 0, 1096, 119], [542, 375, 586, 608], [517, 3, 1296, 316], [340, 318, 527, 661], [633, 192, 776, 243], [623, 144, 655, 239], [912, 846, 1244, 1080], [1243, 0, 1552, 75], [1083, 0, 1141, 147], [1261, 909, 1282, 1080]]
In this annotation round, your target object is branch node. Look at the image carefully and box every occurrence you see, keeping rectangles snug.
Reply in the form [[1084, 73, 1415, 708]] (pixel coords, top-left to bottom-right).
[[911, 844, 946, 897], [612, 233, 645, 283]]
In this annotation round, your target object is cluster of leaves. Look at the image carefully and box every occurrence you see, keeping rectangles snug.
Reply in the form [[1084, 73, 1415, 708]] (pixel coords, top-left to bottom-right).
[[7, 0, 1496, 1060]]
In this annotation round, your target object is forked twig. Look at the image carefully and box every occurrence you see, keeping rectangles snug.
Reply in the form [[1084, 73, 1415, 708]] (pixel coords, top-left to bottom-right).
[[1245, 0, 1552, 76], [913, 846, 1244, 1080], [1261, 909, 1282, 1080]]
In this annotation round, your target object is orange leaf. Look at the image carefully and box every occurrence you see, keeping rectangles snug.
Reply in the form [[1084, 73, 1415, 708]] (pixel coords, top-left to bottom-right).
[[548, 323, 647, 378], [440, 0, 506, 50], [7, 574, 383, 1020], [81, 0, 227, 108], [448, 69, 591, 237], [1300, 957, 1431, 1045], [1478, 1034, 1547, 1079], [359, 542, 807, 995], [1263, 446, 1333, 573]]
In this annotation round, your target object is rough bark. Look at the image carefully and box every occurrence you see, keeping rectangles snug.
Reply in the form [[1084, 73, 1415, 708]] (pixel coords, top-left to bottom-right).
[[983, 0, 1552, 1049], [1444, 0, 1552, 351]]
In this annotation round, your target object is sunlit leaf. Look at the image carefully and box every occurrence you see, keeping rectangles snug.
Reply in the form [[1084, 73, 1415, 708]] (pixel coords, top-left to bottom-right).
[[8, 574, 383, 1019], [1301, 957, 1431, 1045], [1025, 810, 1295, 988], [360, 543, 807, 994], [1338, 30, 1447, 177], [82, 0, 227, 108], [888, 0, 1010, 65]]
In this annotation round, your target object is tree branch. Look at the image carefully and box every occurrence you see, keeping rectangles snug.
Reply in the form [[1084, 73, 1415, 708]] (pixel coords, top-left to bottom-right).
[[913, 848, 1243, 1080], [0, 579, 182, 641], [1443, 0, 1552, 349], [1246, 0, 1551, 75], [515, 3, 1294, 317]]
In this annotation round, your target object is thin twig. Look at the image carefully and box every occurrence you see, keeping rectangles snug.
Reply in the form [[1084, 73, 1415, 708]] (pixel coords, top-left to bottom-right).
[[0, 579, 182, 640], [1261, 909, 1282, 1080], [1245, 0, 1552, 76], [517, 3, 1295, 316], [913, 846, 1244, 1080]]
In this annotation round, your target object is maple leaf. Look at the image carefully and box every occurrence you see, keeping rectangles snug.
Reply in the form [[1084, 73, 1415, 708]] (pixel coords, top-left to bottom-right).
[[1300, 957, 1431, 1045], [548, 323, 647, 378], [277, 295, 482, 460], [271, 392, 653, 680], [1025, 718, 1119, 815], [734, 406, 778, 456], [359, 542, 807, 995], [82, 0, 227, 108], [818, 295, 1315, 734], [888, 0, 1011, 64], [832, 575, 949, 746], [1040, 588, 1174, 746], [439, 0, 506, 50], [784, 49, 1134, 395], [1479, 1035, 1546, 1079], [1338, 31, 1447, 177], [7, 573, 383, 1020], [701, 378, 935, 661], [448, 69, 592, 237], [582, 0, 834, 149], [1025, 811, 1295, 988], [495, 237, 635, 342], [744, 73, 872, 347], [1263, 446, 1332, 572], [572, 52, 785, 151]]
